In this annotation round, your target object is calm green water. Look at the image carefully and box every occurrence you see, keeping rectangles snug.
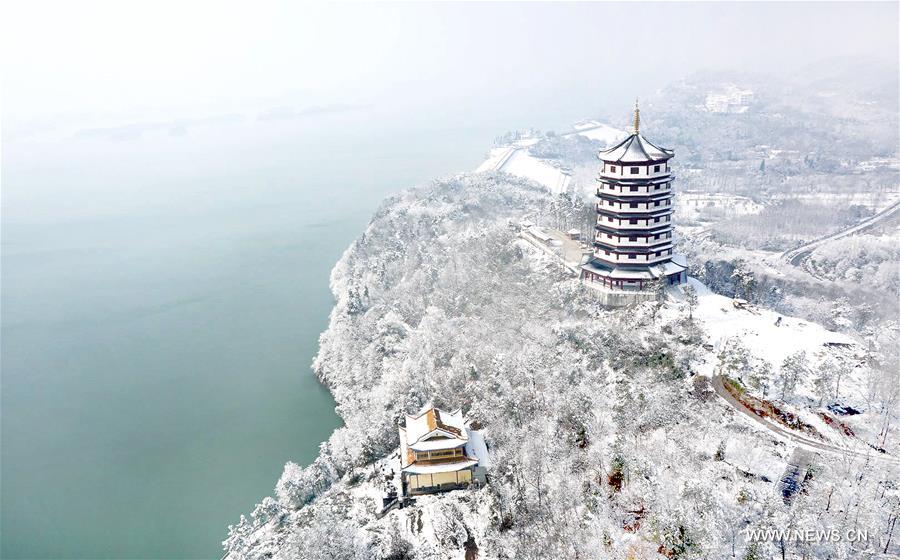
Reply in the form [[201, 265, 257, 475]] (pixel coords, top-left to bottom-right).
[[1, 114, 492, 559]]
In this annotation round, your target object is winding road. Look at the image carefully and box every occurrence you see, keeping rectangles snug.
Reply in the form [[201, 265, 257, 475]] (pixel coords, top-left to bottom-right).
[[711, 375, 900, 467], [782, 199, 900, 274]]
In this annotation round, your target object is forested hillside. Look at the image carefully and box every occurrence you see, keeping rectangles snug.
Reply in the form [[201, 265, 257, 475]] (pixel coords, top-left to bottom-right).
[[224, 174, 898, 559]]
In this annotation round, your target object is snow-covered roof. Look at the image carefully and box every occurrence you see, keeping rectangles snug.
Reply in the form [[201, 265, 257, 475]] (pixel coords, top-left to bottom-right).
[[399, 427, 410, 467], [402, 459, 478, 475], [599, 133, 673, 164], [610, 268, 655, 280], [581, 255, 687, 280], [464, 429, 491, 468], [527, 226, 553, 243], [580, 260, 611, 277], [581, 260, 655, 279], [399, 406, 491, 474], [410, 438, 467, 452], [403, 405, 468, 447], [669, 253, 688, 268], [651, 258, 688, 277]]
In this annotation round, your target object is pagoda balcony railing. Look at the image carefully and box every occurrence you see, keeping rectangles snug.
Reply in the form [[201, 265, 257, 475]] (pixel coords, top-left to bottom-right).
[[595, 240, 674, 255], [597, 214, 673, 229], [597, 200, 673, 213], [595, 232, 674, 247], [596, 184, 672, 197], [595, 222, 673, 235], [593, 250, 674, 265], [598, 168, 672, 180]]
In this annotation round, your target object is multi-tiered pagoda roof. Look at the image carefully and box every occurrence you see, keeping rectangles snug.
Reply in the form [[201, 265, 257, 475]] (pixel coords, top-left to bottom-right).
[[599, 133, 673, 164]]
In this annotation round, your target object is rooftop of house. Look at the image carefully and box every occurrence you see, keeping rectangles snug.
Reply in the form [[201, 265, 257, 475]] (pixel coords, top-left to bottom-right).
[[398, 404, 491, 471], [403, 404, 468, 446]]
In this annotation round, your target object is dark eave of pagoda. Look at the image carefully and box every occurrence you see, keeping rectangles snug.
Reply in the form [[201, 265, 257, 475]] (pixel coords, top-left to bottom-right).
[[596, 175, 675, 186], [596, 207, 674, 219], [594, 192, 674, 203], [594, 223, 673, 236], [593, 241, 673, 254], [591, 255, 674, 269]]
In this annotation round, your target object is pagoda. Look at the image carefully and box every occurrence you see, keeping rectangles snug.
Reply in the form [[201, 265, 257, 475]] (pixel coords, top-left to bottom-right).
[[580, 101, 687, 298]]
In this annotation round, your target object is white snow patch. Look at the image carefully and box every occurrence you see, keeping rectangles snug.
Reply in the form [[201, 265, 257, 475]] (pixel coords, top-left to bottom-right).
[[572, 120, 627, 146], [724, 439, 786, 482], [501, 150, 571, 194], [685, 278, 856, 369], [477, 147, 572, 194], [465, 428, 491, 468], [475, 146, 517, 173]]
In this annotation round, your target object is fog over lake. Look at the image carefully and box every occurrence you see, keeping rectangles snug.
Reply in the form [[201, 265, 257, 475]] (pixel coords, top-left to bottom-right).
[[2, 2, 896, 558], [2, 112, 511, 557]]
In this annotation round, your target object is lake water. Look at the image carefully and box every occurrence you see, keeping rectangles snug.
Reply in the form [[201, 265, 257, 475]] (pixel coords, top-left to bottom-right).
[[0, 111, 506, 558]]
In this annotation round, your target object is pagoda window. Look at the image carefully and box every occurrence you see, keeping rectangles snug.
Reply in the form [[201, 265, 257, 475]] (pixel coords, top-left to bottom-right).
[[656, 251, 662, 256], [629, 219, 637, 224], [610, 165, 617, 172], [628, 254, 636, 260], [629, 236, 637, 241], [654, 165, 661, 172], [607, 217, 614, 222], [604, 250, 610, 255], [654, 234, 660, 239], [654, 217, 660, 223], [630, 167, 639, 174], [630, 186, 638, 192], [630, 202, 638, 208], [654, 201, 660, 207], [654, 185, 660, 190], [607, 233, 613, 238]]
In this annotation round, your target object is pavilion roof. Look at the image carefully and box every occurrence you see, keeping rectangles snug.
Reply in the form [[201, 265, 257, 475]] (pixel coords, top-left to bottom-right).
[[403, 404, 467, 445]]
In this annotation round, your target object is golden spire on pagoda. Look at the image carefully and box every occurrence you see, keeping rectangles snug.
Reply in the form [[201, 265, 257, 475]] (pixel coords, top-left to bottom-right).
[[633, 98, 640, 134]]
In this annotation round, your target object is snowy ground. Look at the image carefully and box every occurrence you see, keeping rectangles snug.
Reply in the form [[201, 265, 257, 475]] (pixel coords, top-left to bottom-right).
[[677, 191, 763, 222], [475, 120, 626, 194], [476, 145, 572, 194], [568, 120, 626, 145], [677, 278, 855, 370]]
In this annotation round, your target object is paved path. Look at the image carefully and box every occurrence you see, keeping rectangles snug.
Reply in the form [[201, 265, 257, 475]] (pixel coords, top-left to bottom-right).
[[519, 227, 589, 274], [711, 375, 900, 467], [545, 229, 589, 266]]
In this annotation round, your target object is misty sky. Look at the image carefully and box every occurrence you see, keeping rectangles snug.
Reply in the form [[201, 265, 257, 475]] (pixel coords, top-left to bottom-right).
[[4, 1, 898, 138]]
